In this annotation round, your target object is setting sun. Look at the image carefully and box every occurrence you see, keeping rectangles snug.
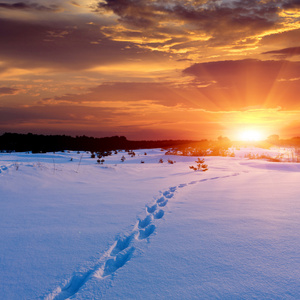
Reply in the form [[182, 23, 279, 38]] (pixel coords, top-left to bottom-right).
[[239, 129, 264, 142]]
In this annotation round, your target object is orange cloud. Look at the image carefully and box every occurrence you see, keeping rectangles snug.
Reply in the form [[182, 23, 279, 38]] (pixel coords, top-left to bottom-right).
[[0, 86, 19, 96]]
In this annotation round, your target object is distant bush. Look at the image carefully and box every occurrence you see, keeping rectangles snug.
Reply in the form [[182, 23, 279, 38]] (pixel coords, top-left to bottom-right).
[[268, 157, 282, 162], [244, 152, 283, 162], [128, 150, 135, 157], [190, 158, 208, 171], [97, 159, 105, 164], [165, 137, 232, 157]]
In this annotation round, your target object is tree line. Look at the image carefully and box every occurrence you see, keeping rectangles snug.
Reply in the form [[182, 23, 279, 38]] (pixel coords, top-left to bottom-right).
[[0, 132, 198, 153]]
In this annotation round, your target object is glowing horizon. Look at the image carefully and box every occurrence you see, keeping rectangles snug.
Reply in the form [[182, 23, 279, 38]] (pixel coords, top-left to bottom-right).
[[237, 129, 265, 142]]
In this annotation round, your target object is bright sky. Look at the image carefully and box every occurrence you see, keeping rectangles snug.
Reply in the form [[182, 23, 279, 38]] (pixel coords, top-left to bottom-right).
[[0, 0, 300, 140]]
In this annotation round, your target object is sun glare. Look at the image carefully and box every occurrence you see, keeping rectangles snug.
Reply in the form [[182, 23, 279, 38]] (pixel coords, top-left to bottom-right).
[[239, 129, 264, 142]]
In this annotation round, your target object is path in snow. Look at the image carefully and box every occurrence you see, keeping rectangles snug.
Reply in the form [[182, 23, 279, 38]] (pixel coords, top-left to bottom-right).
[[46, 172, 240, 300]]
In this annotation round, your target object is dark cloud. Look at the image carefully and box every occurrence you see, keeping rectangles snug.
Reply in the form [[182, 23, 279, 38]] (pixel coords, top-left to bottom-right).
[[0, 104, 205, 140], [0, 100, 225, 140], [184, 59, 300, 83], [70, 1, 80, 7], [0, 2, 62, 12], [96, 0, 160, 28], [96, 0, 281, 47], [47, 82, 205, 108], [282, 0, 300, 9], [42, 58, 300, 111], [0, 87, 19, 95], [0, 105, 133, 137], [259, 28, 300, 54], [176, 58, 193, 62], [0, 104, 217, 139], [0, 18, 168, 71], [262, 47, 300, 57], [183, 59, 300, 110], [0, 105, 125, 124], [1, 0, 298, 73]]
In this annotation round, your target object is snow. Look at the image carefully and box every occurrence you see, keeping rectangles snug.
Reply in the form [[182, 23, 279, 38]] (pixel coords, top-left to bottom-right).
[[0, 148, 300, 299]]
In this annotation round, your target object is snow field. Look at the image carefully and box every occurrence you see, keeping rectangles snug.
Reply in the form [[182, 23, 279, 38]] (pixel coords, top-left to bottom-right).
[[0, 148, 300, 299]]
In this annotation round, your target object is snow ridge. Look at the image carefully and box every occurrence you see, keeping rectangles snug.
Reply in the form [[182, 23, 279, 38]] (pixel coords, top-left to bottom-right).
[[45, 173, 239, 300]]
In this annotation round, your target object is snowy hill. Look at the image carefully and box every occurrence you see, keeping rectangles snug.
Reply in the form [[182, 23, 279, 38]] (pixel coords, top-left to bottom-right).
[[1, 149, 300, 299]]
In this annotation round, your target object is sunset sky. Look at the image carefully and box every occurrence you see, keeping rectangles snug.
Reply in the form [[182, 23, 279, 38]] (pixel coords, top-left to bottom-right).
[[0, 0, 300, 140]]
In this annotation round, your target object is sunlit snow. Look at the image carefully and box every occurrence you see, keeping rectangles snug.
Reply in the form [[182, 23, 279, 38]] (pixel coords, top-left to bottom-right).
[[1, 148, 299, 299]]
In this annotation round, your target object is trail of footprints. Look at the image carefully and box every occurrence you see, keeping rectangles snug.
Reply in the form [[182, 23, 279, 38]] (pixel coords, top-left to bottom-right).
[[48, 173, 239, 300]]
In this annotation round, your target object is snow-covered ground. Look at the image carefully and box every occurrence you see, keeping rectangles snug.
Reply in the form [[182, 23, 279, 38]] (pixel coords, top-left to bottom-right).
[[231, 146, 300, 162], [1, 148, 300, 299]]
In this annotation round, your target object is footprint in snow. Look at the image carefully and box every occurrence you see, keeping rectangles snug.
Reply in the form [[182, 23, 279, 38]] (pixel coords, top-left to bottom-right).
[[146, 204, 157, 214], [57, 270, 93, 299], [103, 247, 135, 277], [156, 196, 166, 203], [169, 186, 177, 192], [138, 224, 156, 240], [153, 210, 164, 219], [163, 191, 174, 198], [138, 215, 153, 229], [157, 199, 168, 207], [111, 233, 135, 256]]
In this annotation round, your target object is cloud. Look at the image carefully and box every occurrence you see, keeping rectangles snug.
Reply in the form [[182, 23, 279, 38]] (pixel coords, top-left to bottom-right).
[[0, 86, 19, 95], [176, 58, 193, 62], [258, 28, 300, 53], [0, 103, 212, 139], [0, 101, 233, 139], [0, 17, 169, 72], [40, 58, 300, 112], [262, 47, 300, 58], [0, 2, 63, 12], [95, 0, 283, 53], [1, 0, 299, 74], [183, 59, 300, 110], [70, 1, 80, 7], [282, 0, 300, 9], [0, 105, 118, 123], [183, 59, 300, 80], [0, 104, 131, 137], [44, 82, 200, 107]]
